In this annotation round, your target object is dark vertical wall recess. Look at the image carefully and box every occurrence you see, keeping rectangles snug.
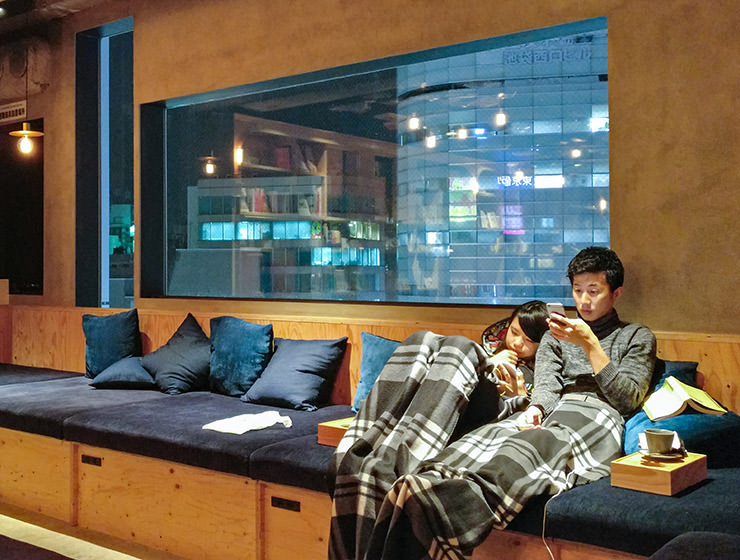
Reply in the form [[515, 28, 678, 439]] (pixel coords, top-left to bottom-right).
[[0, 119, 44, 294], [75, 29, 101, 307]]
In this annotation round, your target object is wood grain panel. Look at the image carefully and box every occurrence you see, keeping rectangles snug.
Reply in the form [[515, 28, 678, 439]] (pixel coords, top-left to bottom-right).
[[472, 530, 643, 560], [260, 482, 331, 560], [6, 306, 740, 411], [656, 331, 740, 414], [0, 428, 76, 523], [77, 444, 258, 560], [0, 305, 10, 363]]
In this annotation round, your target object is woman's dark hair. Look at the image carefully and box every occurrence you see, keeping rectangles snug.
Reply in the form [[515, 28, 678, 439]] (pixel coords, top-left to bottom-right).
[[567, 246, 624, 292], [512, 300, 549, 343]]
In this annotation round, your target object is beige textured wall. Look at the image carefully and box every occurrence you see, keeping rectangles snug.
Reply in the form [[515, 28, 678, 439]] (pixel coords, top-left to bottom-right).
[[15, 0, 740, 334]]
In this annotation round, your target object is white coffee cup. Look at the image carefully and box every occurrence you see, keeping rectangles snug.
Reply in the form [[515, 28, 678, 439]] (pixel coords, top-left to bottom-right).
[[644, 428, 676, 454]]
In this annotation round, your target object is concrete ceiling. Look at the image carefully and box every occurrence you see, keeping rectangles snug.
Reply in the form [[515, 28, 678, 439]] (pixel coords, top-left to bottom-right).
[[0, 0, 109, 43]]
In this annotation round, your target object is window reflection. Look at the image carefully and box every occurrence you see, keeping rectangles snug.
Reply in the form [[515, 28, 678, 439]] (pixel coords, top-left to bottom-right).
[[150, 19, 608, 304]]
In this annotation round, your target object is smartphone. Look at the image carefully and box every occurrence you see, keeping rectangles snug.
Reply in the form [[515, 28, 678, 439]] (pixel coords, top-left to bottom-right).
[[546, 302, 567, 320]]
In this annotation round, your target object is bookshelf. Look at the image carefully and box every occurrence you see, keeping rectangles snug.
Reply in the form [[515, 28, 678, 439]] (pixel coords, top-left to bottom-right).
[[169, 115, 396, 299]]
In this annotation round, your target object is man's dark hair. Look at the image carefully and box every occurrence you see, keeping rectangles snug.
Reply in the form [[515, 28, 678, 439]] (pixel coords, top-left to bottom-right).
[[567, 246, 624, 291]]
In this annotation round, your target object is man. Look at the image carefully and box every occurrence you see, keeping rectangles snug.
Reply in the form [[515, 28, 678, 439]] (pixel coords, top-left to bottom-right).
[[520, 245, 656, 428], [330, 246, 656, 560]]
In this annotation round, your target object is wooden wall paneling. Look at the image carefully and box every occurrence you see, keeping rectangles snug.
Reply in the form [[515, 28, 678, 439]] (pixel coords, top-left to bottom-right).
[[0, 428, 76, 523], [77, 444, 258, 560], [260, 482, 332, 560], [11, 306, 87, 370], [656, 332, 740, 414], [0, 305, 10, 363]]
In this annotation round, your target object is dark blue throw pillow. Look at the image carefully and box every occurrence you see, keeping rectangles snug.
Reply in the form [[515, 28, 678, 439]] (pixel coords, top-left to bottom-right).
[[82, 309, 142, 378], [142, 313, 211, 395], [209, 316, 273, 397], [90, 357, 156, 389], [648, 358, 698, 392], [624, 359, 740, 467], [243, 337, 348, 411], [352, 332, 401, 412]]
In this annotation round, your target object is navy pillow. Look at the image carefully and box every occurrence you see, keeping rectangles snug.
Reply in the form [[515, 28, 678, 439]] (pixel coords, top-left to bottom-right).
[[243, 337, 348, 411], [90, 357, 156, 389], [649, 358, 698, 391], [82, 309, 142, 378], [624, 359, 740, 467], [209, 316, 273, 396], [352, 332, 400, 413], [142, 313, 211, 395]]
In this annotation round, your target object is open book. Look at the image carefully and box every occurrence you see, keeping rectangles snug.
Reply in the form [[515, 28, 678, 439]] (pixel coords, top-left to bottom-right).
[[643, 375, 726, 421]]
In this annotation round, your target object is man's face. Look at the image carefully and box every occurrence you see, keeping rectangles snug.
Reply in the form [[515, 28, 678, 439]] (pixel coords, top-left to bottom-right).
[[571, 272, 623, 322]]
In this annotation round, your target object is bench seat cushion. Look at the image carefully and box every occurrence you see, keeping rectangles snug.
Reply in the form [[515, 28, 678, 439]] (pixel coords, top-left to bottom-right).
[[64, 392, 353, 478], [0, 376, 167, 438], [0, 363, 79, 386], [543, 468, 740, 556], [249, 434, 340, 493]]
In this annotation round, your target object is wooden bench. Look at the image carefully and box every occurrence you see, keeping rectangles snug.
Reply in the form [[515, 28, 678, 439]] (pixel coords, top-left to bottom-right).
[[0, 304, 737, 559]]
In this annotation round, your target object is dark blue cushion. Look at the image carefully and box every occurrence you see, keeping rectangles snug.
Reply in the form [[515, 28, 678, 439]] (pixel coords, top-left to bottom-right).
[[82, 309, 142, 378], [209, 316, 273, 396], [243, 337, 348, 411], [90, 357, 156, 389], [624, 359, 740, 467], [352, 332, 400, 413], [649, 358, 698, 392], [544, 469, 740, 556], [142, 313, 211, 395], [648, 531, 740, 560], [624, 409, 740, 467], [64, 393, 352, 478]]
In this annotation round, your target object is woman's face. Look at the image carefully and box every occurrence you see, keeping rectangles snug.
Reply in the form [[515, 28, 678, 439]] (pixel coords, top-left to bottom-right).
[[505, 316, 539, 360]]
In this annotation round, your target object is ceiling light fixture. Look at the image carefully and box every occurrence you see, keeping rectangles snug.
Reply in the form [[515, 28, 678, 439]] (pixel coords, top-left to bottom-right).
[[8, 28, 44, 153]]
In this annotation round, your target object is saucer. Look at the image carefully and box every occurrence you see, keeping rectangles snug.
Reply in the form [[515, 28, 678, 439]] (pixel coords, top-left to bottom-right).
[[638, 448, 686, 461]]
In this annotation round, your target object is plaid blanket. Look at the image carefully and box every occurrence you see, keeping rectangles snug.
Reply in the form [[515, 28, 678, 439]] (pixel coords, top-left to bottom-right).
[[329, 331, 624, 560]]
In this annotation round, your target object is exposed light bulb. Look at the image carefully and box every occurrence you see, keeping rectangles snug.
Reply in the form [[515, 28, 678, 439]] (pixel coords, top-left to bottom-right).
[[18, 136, 33, 154], [456, 127, 468, 140], [204, 161, 216, 174], [408, 116, 421, 131], [424, 134, 437, 149], [234, 147, 244, 166], [571, 148, 582, 158], [598, 198, 608, 212], [495, 111, 507, 127]]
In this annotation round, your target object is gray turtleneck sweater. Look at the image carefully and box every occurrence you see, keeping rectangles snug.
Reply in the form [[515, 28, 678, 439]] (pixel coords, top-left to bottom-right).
[[530, 318, 657, 418]]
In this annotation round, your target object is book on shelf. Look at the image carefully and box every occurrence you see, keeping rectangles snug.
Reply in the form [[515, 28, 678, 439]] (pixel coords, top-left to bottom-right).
[[643, 375, 727, 421]]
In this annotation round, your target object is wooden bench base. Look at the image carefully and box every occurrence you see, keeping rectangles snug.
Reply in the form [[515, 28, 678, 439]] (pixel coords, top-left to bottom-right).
[[76, 444, 258, 560], [0, 428, 76, 523]]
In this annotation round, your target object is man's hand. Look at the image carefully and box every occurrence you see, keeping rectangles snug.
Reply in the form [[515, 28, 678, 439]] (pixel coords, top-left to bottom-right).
[[547, 314, 610, 374], [518, 405, 542, 429]]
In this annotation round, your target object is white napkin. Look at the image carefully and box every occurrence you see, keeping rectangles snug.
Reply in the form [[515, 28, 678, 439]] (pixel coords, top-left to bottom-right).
[[202, 411, 293, 435]]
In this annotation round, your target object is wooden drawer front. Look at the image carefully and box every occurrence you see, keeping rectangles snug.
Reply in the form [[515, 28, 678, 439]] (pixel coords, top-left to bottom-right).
[[0, 427, 75, 522], [77, 445, 258, 560], [261, 482, 331, 560]]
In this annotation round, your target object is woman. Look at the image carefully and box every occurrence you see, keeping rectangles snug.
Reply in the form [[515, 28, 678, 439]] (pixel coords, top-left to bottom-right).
[[481, 300, 549, 396]]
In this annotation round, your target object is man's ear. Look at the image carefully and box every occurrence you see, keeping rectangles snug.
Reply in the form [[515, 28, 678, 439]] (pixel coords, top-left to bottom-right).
[[612, 286, 624, 302]]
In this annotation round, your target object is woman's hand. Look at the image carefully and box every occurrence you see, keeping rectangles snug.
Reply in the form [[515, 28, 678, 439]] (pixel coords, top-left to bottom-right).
[[495, 362, 527, 397], [517, 405, 543, 429]]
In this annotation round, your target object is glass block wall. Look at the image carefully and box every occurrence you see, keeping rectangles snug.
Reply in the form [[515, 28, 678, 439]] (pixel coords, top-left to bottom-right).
[[395, 29, 608, 304]]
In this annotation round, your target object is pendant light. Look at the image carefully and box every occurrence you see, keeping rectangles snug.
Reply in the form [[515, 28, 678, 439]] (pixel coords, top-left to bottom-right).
[[8, 38, 44, 154]]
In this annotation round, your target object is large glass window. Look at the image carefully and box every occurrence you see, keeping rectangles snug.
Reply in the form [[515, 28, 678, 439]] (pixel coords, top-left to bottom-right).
[[142, 18, 607, 305]]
